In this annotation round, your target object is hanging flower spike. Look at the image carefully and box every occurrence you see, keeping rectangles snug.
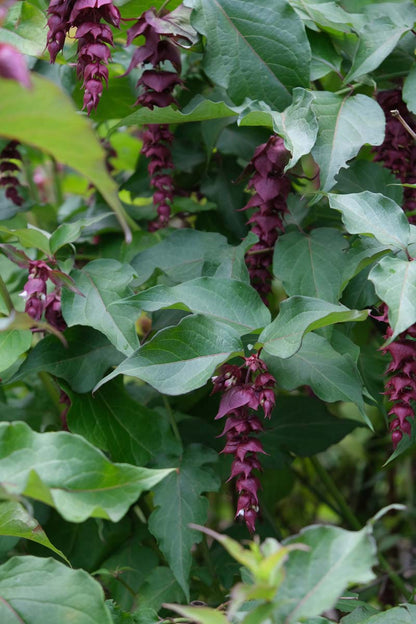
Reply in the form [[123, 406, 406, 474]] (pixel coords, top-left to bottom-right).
[[243, 136, 291, 302], [20, 260, 67, 332], [47, 0, 120, 114], [212, 353, 276, 533], [0, 141, 24, 206], [374, 89, 416, 223], [378, 304, 416, 448], [125, 8, 183, 230]]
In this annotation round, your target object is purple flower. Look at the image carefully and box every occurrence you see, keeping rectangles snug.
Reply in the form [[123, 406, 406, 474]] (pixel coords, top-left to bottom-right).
[[0, 43, 31, 89], [212, 353, 276, 533], [242, 136, 291, 302]]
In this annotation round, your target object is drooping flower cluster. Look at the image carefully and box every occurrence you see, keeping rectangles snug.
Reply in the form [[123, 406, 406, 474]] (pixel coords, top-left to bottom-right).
[[242, 136, 291, 301], [125, 9, 182, 230], [0, 141, 24, 206], [212, 353, 276, 533], [46, 0, 120, 114], [376, 304, 416, 448], [373, 89, 416, 222], [20, 260, 67, 332]]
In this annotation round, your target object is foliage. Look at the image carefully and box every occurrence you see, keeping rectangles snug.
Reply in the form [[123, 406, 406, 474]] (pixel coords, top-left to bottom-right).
[[0, 0, 416, 622]]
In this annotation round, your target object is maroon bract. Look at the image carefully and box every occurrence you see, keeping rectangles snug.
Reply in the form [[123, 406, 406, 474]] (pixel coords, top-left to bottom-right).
[[243, 136, 291, 302], [0, 42, 31, 89], [125, 8, 183, 230], [212, 353, 276, 533], [0, 141, 24, 206], [377, 304, 416, 448], [374, 89, 416, 223], [20, 260, 67, 332], [46, 0, 120, 114]]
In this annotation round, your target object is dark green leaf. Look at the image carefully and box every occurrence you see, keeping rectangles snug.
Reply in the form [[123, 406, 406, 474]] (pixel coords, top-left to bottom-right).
[[94, 315, 243, 395], [334, 160, 404, 206], [61, 259, 140, 356], [67, 378, 162, 465], [263, 396, 360, 457], [11, 326, 123, 393], [189, 0, 310, 109], [137, 567, 185, 612], [148, 445, 220, 599]]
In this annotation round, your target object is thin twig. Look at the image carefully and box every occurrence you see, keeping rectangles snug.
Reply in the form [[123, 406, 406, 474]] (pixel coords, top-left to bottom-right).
[[391, 109, 416, 142]]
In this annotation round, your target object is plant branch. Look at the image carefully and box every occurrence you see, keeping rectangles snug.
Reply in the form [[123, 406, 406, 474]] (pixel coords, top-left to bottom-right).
[[391, 109, 416, 142]]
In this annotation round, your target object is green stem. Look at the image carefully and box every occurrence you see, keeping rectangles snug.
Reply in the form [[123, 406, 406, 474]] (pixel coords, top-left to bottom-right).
[[309, 456, 413, 602], [51, 158, 63, 206], [38, 372, 62, 414], [0, 276, 14, 313], [162, 395, 182, 445]]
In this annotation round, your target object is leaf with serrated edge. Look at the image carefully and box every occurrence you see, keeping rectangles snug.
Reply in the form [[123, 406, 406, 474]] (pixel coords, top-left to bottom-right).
[[369, 256, 416, 340], [0, 422, 173, 523], [311, 93, 385, 191], [0, 556, 113, 624], [148, 446, 220, 599], [94, 315, 243, 396], [0, 500, 69, 564], [328, 191, 410, 250], [260, 296, 367, 359], [116, 277, 270, 335]]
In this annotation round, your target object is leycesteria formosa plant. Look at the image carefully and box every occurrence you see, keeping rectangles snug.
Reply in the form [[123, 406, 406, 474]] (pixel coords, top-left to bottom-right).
[[1, 0, 416, 622]]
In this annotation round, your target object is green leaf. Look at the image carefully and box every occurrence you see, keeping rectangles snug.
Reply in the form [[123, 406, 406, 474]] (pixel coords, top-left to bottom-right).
[[290, 0, 356, 32], [0, 500, 69, 564], [0, 74, 132, 241], [0, 1, 46, 55], [273, 228, 349, 302], [309, 31, 342, 81], [67, 378, 162, 465], [262, 396, 360, 457], [149, 445, 220, 599], [342, 604, 416, 624], [328, 191, 410, 250], [334, 160, 404, 205], [264, 335, 367, 418], [369, 256, 416, 339], [0, 421, 172, 522], [118, 277, 270, 334], [10, 326, 123, 393], [275, 525, 377, 623], [49, 214, 112, 254], [137, 567, 185, 612], [0, 330, 31, 373], [403, 64, 416, 115], [189, 0, 310, 109], [268, 87, 318, 171], [130, 229, 240, 284], [0, 225, 51, 255], [311, 93, 385, 191], [260, 296, 367, 359], [0, 555, 113, 624], [164, 604, 228, 624], [61, 259, 140, 356], [344, 3, 416, 83], [94, 315, 243, 395]]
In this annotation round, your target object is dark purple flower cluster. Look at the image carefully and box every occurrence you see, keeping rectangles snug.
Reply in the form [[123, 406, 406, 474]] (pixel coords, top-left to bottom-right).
[[47, 0, 120, 114], [0, 42, 31, 89], [0, 141, 24, 206], [21, 260, 67, 332], [243, 136, 291, 301], [374, 89, 416, 222], [212, 353, 276, 533], [125, 8, 182, 230], [377, 304, 416, 448]]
